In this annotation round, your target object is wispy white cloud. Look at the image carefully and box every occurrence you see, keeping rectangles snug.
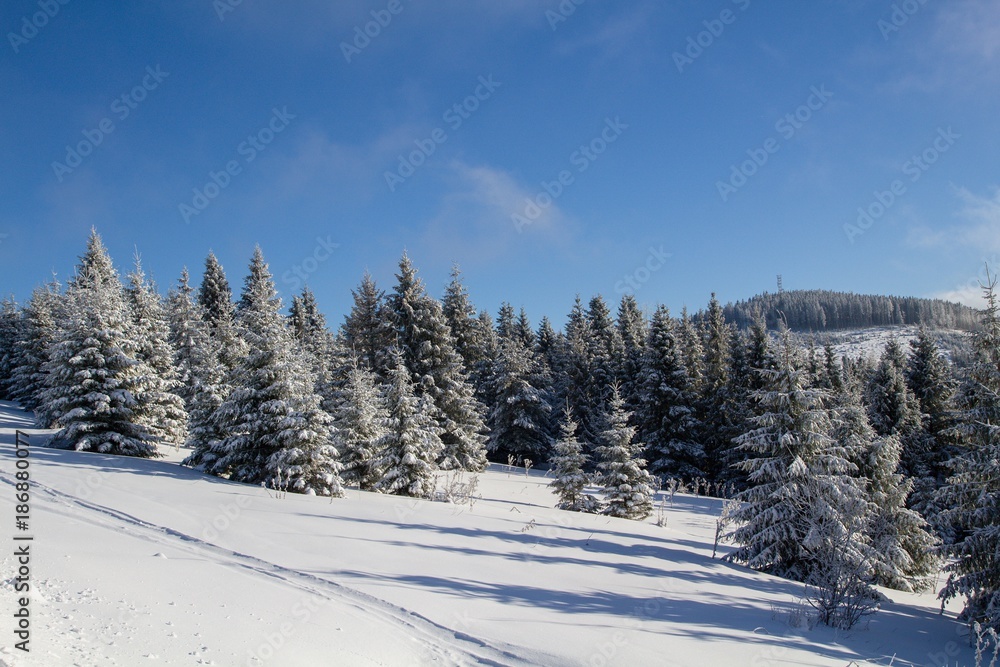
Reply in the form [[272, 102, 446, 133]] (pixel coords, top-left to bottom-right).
[[258, 124, 422, 202], [417, 160, 574, 265], [908, 186, 1000, 254], [930, 284, 988, 308], [553, 5, 655, 61], [934, 0, 1000, 61], [885, 0, 1000, 95]]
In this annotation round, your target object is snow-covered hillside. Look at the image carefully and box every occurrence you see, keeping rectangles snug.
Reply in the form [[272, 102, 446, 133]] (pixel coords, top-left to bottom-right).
[[796, 326, 969, 365], [0, 402, 977, 666]]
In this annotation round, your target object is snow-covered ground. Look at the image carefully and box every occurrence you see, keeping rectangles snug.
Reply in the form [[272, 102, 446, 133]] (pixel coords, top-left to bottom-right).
[[0, 401, 977, 666]]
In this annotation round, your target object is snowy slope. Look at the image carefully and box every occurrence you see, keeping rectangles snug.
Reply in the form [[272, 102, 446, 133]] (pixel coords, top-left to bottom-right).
[[0, 402, 977, 666]]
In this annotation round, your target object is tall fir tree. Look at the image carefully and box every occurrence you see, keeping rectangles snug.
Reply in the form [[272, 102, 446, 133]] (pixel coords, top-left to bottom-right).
[[597, 386, 654, 520], [549, 406, 600, 513], [586, 295, 623, 413], [495, 302, 516, 342], [10, 281, 62, 418], [384, 253, 487, 471], [442, 265, 484, 373], [40, 230, 158, 457], [562, 296, 599, 456], [905, 328, 958, 515], [168, 269, 229, 471], [726, 330, 873, 589], [637, 305, 703, 478], [699, 293, 732, 484], [125, 258, 188, 448], [289, 287, 336, 395], [198, 250, 247, 374], [376, 349, 442, 497], [514, 307, 536, 350], [341, 270, 391, 375], [0, 296, 21, 400], [486, 337, 552, 462], [937, 274, 1000, 632], [616, 294, 647, 415], [866, 339, 923, 478], [198, 250, 234, 330], [678, 307, 705, 395], [334, 359, 389, 490], [723, 311, 775, 490], [469, 309, 500, 405], [212, 247, 342, 496], [832, 390, 938, 591]]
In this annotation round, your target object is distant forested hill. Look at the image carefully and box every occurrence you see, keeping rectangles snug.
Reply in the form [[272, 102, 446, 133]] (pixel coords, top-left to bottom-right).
[[707, 290, 979, 332]]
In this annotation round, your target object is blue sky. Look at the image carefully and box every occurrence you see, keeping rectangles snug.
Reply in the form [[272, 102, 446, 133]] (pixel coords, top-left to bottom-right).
[[2, 0, 999, 328]]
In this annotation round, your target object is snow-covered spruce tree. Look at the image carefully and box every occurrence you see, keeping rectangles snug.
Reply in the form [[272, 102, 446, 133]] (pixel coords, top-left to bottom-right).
[[0, 296, 21, 400], [10, 282, 62, 418], [725, 330, 874, 592], [289, 287, 337, 394], [866, 339, 924, 480], [549, 405, 600, 513], [168, 269, 229, 472], [212, 247, 342, 496], [40, 230, 158, 457], [385, 253, 487, 471], [496, 302, 516, 342], [699, 293, 733, 484], [514, 307, 536, 350], [341, 270, 392, 376], [486, 337, 552, 463], [616, 294, 647, 415], [375, 349, 442, 498], [560, 296, 607, 460], [587, 295, 624, 413], [198, 250, 234, 331], [678, 307, 705, 395], [469, 309, 500, 408], [167, 268, 215, 406], [905, 328, 959, 516], [637, 305, 704, 479], [821, 342, 845, 393], [125, 258, 188, 448], [832, 389, 938, 592], [197, 250, 247, 374], [722, 310, 775, 491], [334, 359, 389, 490], [442, 264, 485, 374], [597, 386, 655, 521], [937, 273, 1000, 632]]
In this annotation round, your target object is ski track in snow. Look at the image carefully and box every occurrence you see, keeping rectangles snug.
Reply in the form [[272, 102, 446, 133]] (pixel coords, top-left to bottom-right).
[[0, 471, 538, 667]]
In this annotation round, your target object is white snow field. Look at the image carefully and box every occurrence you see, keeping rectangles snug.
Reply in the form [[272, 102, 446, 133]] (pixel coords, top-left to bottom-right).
[[0, 401, 978, 666]]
